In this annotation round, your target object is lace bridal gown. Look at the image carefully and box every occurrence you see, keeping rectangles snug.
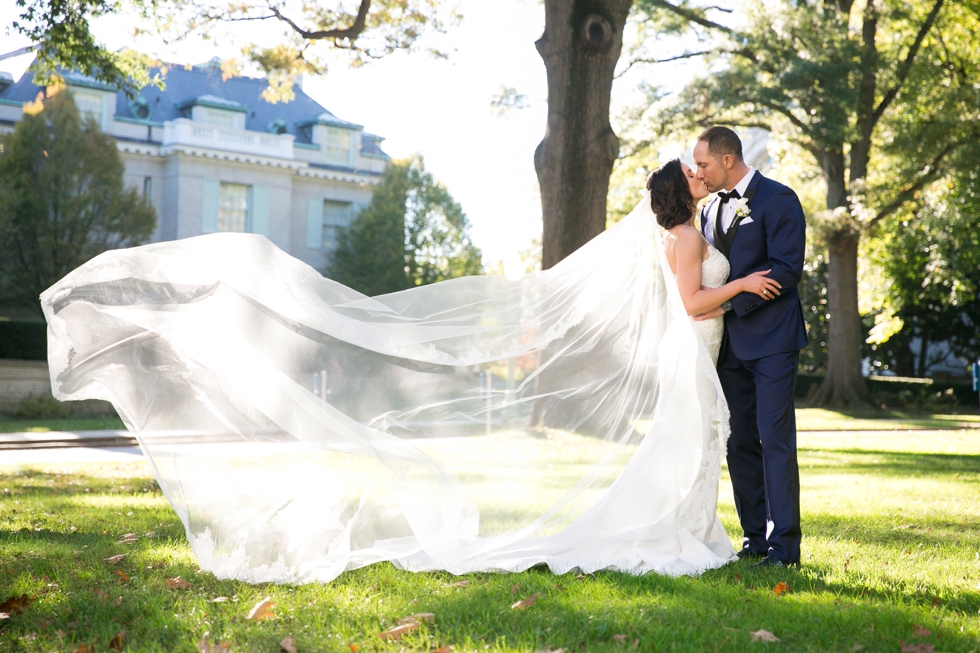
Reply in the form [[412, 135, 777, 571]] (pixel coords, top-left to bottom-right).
[[42, 194, 736, 583]]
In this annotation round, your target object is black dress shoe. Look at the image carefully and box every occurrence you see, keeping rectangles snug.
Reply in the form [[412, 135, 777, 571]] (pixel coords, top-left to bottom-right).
[[736, 548, 766, 560]]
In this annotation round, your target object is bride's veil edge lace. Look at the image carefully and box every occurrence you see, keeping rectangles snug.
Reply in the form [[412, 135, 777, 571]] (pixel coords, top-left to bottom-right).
[[41, 192, 734, 583]]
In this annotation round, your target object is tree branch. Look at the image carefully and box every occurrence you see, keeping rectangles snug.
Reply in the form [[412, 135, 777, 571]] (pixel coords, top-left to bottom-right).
[[871, 0, 946, 125], [645, 0, 738, 37], [269, 0, 372, 42], [867, 139, 958, 227], [615, 50, 715, 78]]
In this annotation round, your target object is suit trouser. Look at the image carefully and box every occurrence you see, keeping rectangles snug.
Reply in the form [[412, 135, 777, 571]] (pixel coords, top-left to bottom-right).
[[717, 337, 801, 563]]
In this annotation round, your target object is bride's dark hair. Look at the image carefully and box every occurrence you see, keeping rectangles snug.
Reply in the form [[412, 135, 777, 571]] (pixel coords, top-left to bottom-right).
[[646, 159, 695, 230]]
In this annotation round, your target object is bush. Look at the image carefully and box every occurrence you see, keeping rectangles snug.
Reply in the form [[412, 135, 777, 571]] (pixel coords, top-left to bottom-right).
[[796, 373, 977, 410], [0, 320, 47, 360]]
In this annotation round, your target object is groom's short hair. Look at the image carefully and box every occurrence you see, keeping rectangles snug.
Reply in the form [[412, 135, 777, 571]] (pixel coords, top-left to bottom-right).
[[697, 126, 743, 162]]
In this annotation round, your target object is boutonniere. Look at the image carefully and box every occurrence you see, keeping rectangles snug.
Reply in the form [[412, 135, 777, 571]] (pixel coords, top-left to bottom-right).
[[733, 197, 751, 219]]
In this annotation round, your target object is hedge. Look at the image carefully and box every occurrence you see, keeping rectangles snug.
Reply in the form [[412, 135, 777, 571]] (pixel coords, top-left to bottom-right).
[[0, 320, 47, 360], [796, 372, 978, 409]]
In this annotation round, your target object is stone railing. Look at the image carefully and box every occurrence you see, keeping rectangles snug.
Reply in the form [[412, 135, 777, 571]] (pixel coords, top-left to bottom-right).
[[162, 118, 295, 159]]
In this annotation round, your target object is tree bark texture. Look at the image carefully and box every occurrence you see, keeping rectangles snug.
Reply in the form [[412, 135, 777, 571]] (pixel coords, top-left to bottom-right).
[[535, 0, 632, 270]]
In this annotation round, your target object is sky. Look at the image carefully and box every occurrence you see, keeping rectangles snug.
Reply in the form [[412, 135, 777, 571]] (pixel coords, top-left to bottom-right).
[[0, 0, 701, 264]]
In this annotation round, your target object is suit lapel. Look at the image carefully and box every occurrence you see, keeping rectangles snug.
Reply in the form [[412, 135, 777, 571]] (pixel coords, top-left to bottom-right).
[[721, 173, 763, 255]]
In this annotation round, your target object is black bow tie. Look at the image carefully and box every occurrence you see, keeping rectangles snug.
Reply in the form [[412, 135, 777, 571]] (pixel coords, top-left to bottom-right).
[[718, 189, 741, 204]]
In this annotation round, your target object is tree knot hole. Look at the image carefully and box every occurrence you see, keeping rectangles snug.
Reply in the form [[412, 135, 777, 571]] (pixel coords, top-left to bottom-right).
[[581, 14, 612, 51]]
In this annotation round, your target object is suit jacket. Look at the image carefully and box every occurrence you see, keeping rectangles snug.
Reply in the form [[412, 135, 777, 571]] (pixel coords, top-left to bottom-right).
[[700, 172, 809, 361]]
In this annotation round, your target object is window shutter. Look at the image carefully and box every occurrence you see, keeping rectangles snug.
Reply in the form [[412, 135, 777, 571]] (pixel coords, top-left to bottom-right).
[[306, 197, 323, 248], [201, 179, 219, 234], [251, 185, 269, 237]]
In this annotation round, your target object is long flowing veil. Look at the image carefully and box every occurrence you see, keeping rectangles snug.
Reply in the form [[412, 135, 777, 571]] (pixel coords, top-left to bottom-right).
[[41, 193, 733, 583]]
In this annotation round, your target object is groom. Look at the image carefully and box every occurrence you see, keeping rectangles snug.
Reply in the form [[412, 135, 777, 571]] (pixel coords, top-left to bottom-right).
[[693, 126, 808, 567]]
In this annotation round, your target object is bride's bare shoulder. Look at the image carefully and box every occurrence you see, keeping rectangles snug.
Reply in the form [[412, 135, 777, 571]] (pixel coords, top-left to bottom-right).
[[667, 225, 703, 249]]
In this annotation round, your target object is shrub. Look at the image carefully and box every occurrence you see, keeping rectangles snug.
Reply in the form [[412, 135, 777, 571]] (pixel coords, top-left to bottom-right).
[[0, 320, 47, 360]]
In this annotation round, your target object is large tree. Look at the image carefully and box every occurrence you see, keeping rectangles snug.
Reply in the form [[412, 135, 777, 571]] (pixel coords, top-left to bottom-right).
[[0, 88, 157, 314], [328, 155, 483, 296], [628, 0, 980, 406]]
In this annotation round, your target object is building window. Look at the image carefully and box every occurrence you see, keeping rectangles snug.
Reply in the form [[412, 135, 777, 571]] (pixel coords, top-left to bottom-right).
[[324, 128, 352, 165], [218, 183, 249, 232], [202, 108, 238, 129], [143, 177, 152, 204], [73, 89, 104, 127], [322, 200, 353, 249]]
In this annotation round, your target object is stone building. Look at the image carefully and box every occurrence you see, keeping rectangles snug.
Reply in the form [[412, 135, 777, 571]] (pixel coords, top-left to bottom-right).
[[0, 58, 390, 271]]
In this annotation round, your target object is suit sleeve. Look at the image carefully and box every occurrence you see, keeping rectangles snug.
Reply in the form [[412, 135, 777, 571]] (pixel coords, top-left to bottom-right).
[[729, 187, 806, 317]]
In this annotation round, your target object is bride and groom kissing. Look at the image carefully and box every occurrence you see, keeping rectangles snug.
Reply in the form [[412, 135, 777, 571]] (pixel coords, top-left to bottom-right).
[[648, 125, 808, 568]]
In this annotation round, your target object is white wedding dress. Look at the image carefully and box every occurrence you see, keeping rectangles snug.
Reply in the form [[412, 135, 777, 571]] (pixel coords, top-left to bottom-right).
[[41, 194, 736, 583]]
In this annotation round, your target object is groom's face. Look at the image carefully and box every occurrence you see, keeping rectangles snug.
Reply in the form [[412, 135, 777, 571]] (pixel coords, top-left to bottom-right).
[[693, 140, 730, 193]]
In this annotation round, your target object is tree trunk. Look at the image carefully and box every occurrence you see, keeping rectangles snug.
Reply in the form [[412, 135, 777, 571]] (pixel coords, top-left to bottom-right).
[[535, 0, 632, 270], [916, 329, 929, 378], [812, 153, 870, 408]]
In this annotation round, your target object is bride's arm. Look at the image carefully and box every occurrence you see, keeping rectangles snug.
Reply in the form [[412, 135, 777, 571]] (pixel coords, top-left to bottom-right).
[[673, 230, 781, 316]]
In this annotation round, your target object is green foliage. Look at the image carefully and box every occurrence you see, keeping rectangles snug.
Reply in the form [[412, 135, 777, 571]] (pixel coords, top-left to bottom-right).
[[10, 0, 163, 97], [862, 165, 980, 377], [796, 373, 976, 410], [0, 321, 47, 361], [11, 0, 457, 103], [4, 431, 980, 651], [328, 156, 483, 296], [0, 89, 157, 315]]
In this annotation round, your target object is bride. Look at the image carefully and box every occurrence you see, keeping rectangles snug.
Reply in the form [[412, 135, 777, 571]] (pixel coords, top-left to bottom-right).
[[42, 160, 777, 584]]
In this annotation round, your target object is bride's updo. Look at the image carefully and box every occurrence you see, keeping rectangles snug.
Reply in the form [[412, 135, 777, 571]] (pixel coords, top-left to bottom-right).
[[646, 159, 695, 230]]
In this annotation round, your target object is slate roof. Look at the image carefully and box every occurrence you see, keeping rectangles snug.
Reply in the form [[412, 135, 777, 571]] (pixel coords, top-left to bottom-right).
[[0, 59, 389, 155]]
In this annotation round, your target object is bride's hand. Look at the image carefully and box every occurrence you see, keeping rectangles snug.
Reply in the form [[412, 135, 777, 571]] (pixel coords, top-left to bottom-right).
[[740, 270, 781, 300]]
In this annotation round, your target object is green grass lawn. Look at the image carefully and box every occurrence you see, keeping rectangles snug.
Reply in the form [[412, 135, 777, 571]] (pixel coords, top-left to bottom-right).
[[796, 408, 980, 432], [2, 431, 979, 652], [0, 416, 126, 434]]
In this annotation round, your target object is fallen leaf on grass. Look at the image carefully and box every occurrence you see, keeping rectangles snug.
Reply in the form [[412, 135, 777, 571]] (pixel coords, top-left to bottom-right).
[[116, 570, 129, 582], [511, 594, 539, 610], [899, 641, 935, 653], [930, 597, 942, 607], [0, 594, 35, 616], [144, 531, 157, 538], [611, 634, 628, 643], [198, 638, 231, 652], [396, 613, 435, 625], [211, 596, 230, 603], [851, 645, 865, 652], [279, 636, 298, 653], [432, 647, 452, 653], [511, 583, 521, 594], [448, 580, 470, 588], [108, 631, 125, 650], [104, 554, 128, 564], [734, 574, 743, 582], [166, 578, 192, 590], [533, 648, 565, 653], [632, 640, 639, 649], [118, 533, 138, 544], [377, 622, 418, 640], [112, 596, 123, 607], [575, 573, 593, 580], [247, 597, 275, 620], [750, 629, 780, 643], [348, 644, 359, 653], [773, 582, 791, 596], [912, 626, 932, 637]]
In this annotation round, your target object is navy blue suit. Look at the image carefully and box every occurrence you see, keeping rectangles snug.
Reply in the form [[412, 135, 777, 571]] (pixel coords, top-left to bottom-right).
[[701, 172, 808, 564]]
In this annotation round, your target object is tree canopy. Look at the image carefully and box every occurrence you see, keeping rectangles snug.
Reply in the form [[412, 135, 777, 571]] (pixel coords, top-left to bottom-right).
[[327, 156, 483, 296], [0, 88, 157, 314]]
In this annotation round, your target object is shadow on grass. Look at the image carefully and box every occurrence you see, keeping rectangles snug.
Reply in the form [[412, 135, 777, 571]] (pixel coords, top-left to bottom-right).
[[799, 448, 980, 477]]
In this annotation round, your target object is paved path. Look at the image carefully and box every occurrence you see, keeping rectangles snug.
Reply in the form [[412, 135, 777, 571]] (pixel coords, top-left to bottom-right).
[[0, 427, 975, 466]]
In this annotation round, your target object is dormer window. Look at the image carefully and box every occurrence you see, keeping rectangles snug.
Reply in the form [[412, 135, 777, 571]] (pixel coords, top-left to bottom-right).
[[72, 88, 106, 127], [202, 108, 237, 129], [129, 96, 151, 120], [324, 128, 352, 165], [267, 118, 288, 135]]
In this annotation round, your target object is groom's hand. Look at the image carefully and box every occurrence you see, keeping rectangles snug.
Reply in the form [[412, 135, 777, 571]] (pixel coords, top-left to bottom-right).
[[693, 307, 725, 321]]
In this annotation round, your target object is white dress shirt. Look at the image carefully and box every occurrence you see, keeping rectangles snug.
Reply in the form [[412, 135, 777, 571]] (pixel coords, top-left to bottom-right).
[[705, 167, 756, 248]]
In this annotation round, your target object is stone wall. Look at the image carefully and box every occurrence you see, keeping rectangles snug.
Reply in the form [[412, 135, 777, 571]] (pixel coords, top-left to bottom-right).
[[0, 359, 115, 415]]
